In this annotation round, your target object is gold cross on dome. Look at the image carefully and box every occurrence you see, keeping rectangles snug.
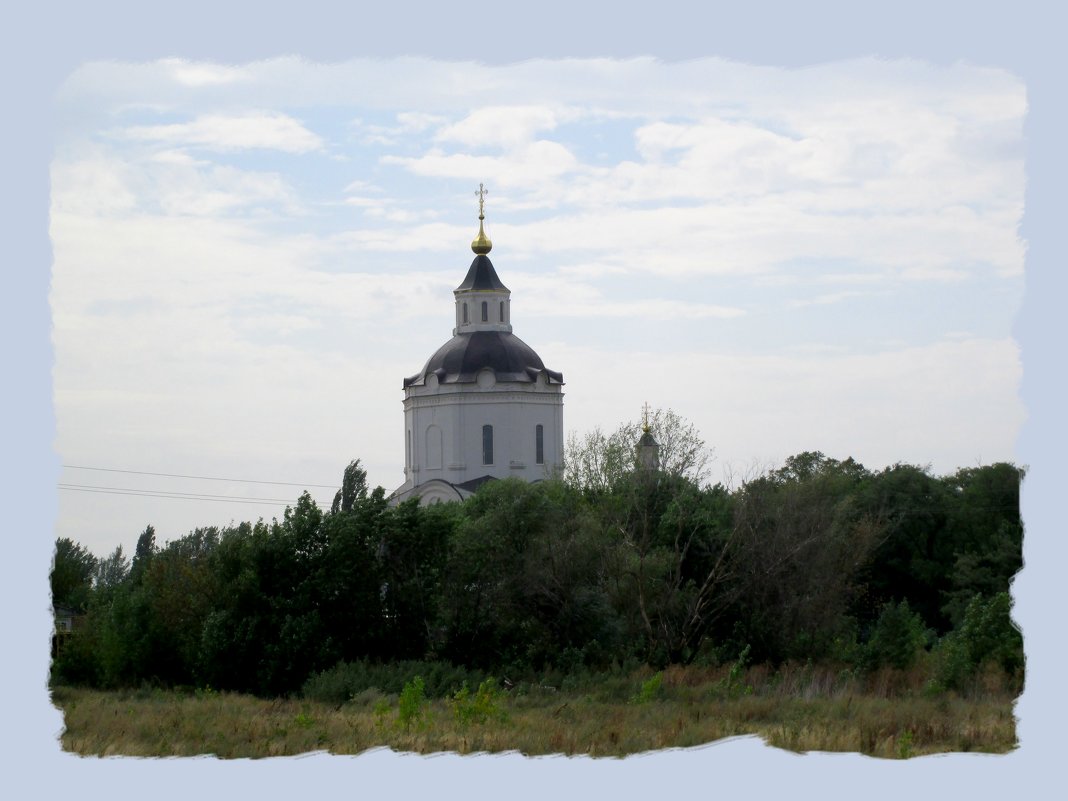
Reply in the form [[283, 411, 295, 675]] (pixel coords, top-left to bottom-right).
[[475, 183, 488, 217], [642, 402, 652, 432]]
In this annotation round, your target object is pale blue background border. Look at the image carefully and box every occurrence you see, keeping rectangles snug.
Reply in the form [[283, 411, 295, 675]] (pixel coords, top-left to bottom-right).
[[4, 1, 1062, 798]]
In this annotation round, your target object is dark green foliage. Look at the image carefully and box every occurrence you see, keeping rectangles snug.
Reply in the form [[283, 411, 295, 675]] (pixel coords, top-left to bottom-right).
[[50, 449, 1023, 698], [854, 463, 1023, 635], [932, 592, 1023, 693], [726, 453, 884, 664], [438, 478, 620, 672], [331, 459, 368, 514], [939, 465, 1024, 628], [863, 600, 929, 671], [51, 538, 97, 612]]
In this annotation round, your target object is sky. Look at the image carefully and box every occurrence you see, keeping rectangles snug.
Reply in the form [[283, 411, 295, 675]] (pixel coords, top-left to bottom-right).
[[49, 56, 1027, 558]]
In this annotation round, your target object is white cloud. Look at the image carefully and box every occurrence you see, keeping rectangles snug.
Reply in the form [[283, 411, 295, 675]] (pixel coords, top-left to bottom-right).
[[383, 139, 580, 185], [119, 111, 323, 153], [556, 337, 1023, 485], [50, 55, 1026, 554], [787, 290, 874, 308], [52, 151, 302, 220], [434, 105, 571, 149], [161, 58, 252, 87]]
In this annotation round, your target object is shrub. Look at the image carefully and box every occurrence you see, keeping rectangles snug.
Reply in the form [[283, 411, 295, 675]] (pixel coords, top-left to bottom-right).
[[631, 671, 665, 704], [863, 601, 929, 671], [451, 677, 504, 728], [711, 644, 753, 699], [931, 592, 1023, 693], [398, 676, 428, 732]]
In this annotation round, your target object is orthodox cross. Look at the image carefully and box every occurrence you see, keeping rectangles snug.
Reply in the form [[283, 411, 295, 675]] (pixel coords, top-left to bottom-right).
[[642, 402, 652, 432], [475, 183, 488, 218]]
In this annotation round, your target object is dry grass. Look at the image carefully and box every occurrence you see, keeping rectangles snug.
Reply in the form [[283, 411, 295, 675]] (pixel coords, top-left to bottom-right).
[[52, 666, 1017, 760]]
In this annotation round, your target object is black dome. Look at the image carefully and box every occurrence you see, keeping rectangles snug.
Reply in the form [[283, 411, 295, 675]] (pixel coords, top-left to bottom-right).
[[404, 331, 563, 387]]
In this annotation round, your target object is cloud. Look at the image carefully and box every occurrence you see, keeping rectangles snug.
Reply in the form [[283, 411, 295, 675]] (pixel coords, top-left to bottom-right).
[[434, 105, 573, 149], [555, 337, 1023, 485], [160, 58, 252, 87], [507, 270, 745, 320], [49, 55, 1026, 554], [51, 150, 302, 219], [119, 111, 324, 153], [787, 290, 874, 308], [382, 139, 580, 185]]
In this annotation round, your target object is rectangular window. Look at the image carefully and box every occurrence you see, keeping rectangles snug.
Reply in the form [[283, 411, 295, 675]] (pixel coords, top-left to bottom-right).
[[481, 301, 488, 322], [535, 424, 544, 464], [482, 424, 493, 465]]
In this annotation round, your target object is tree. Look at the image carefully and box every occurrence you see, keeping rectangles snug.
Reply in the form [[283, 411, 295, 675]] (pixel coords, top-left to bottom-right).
[[939, 463, 1023, 628], [331, 459, 369, 514], [94, 545, 129, 592], [130, 524, 156, 585], [438, 478, 618, 671], [852, 464, 954, 632], [602, 472, 736, 665], [51, 537, 97, 611], [564, 407, 714, 493], [727, 453, 885, 662]]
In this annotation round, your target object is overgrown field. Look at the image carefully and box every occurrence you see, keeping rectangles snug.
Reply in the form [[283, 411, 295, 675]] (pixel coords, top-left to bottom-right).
[[53, 662, 1017, 759]]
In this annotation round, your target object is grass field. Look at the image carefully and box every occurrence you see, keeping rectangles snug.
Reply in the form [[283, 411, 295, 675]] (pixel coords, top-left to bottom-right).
[[52, 662, 1017, 759]]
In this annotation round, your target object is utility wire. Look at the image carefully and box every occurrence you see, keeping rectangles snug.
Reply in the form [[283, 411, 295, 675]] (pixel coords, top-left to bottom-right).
[[58, 485, 329, 507], [62, 464, 338, 489], [58, 483, 309, 503]]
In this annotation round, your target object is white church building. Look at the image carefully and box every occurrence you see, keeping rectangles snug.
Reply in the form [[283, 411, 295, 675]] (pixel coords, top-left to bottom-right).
[[391, 190, 565, 504]]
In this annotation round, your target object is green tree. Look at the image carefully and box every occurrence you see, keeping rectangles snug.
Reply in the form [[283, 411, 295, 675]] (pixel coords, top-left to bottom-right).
[[94, 545, 129, 593], [331, 459, 369, 514], [727, 453, 884, 663], [130, 524, 156, 585], [939, 464, 1023, 627], [863, 599, 929, 670], [438, 478, 618, 671], [852, 464, 954, 632], [564, 407, 714, 493], [51, 537, 97, 612], [602, 472, 735, 665]]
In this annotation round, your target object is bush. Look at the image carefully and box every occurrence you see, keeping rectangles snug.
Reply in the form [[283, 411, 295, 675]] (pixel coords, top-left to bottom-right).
[[863, 601, 929, 671], [931, 592, 1023, 693], [451, 677, 504, 727], [631, 671, 665, 704], [711, 644, 753, 699], [398, 676, 428, 732]]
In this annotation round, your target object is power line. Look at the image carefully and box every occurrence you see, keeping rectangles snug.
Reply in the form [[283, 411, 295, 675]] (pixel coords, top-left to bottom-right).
[[58, 483, 308, 503], [58, 485, 332, 507], [62, 464, 339, 489]]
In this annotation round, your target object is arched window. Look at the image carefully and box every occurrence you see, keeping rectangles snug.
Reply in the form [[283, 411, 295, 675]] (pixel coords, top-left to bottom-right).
[[481, 301, 488, 322], [463, 303, 468, 324], [482, 424, 493, 465], [500, 301, 505, 322], [406, 429, 412, 468], [535, 424, 544, 465]]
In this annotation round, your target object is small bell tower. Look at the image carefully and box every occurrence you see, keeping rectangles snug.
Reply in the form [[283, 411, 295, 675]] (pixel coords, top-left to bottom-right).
[[637, 402, 660, 472]]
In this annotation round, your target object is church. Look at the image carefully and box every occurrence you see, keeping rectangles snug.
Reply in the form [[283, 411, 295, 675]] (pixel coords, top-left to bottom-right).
[[390, 187, 565, 504]]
